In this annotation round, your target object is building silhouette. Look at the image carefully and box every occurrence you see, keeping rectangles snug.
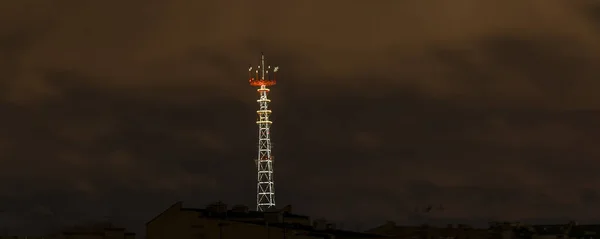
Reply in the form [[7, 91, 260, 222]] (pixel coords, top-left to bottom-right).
[[146, 201, 385, 239], [366, 221, 600, 239], [44, 222, 136, 239], [367, 221, 488, 239]]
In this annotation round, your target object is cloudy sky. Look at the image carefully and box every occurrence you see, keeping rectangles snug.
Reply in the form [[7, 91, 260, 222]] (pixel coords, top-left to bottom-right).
[[1, 0, 600, 235]]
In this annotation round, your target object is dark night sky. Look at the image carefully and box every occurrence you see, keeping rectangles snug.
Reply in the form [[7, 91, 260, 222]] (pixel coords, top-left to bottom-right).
[[2, 0, 600, 235]]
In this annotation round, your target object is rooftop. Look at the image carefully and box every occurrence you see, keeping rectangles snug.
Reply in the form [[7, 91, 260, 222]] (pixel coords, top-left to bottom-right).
[[180, 207, 310, 220], [241, 221, 386, 238]]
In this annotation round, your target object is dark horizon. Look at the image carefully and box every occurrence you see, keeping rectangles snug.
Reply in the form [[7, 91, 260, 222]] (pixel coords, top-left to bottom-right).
[[1, 0, 600, 237]]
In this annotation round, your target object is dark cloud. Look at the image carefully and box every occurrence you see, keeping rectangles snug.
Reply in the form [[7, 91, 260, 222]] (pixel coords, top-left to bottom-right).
[[581, 0, 600, 27], [580, 189, 600, 205], [1, 0, 600, 235]]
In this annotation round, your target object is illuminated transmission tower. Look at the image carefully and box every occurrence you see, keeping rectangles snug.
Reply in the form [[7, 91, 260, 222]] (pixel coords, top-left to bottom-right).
[[248, 53, 278, 212]]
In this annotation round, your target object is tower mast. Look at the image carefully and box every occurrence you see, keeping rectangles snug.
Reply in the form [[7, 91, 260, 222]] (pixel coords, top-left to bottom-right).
[[248, 53, 278, 211]]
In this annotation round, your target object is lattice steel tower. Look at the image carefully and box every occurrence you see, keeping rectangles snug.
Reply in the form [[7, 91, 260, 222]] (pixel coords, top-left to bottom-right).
[[248, 53, 278, 212]]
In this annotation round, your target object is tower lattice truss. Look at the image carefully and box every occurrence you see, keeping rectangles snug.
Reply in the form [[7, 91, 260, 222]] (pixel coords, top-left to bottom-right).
[[249, 54, 278, 212]]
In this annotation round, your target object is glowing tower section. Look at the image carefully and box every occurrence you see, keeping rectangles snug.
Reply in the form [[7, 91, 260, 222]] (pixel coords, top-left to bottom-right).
[[248, 53, 278, 212]]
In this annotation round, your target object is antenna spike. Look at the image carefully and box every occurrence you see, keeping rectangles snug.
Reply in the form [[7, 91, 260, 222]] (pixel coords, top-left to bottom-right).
[[261, 53, 266, 80]]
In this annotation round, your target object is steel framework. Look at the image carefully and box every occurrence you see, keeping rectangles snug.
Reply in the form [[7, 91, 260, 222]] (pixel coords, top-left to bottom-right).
[[248, 53, 278, 211]]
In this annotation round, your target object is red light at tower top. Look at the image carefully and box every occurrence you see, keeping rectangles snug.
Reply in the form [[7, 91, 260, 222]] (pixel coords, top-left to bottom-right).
[[249, 53, 278, 87]]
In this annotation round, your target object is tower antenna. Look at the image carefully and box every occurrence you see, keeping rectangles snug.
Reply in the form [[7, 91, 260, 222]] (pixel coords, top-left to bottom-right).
[[248, 53, 278, 211]]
